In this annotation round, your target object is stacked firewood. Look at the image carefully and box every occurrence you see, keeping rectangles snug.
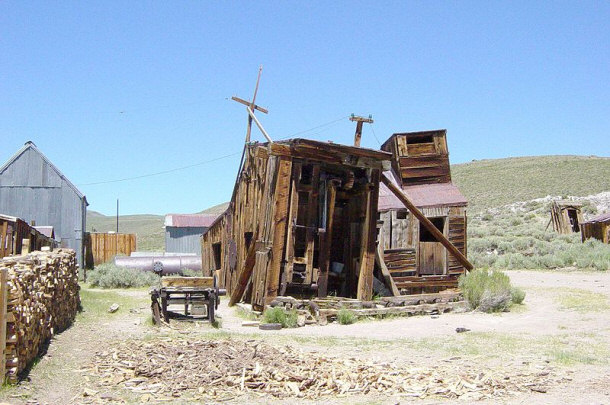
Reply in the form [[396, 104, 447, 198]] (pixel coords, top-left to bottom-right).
[[0, 249, 80, 382]]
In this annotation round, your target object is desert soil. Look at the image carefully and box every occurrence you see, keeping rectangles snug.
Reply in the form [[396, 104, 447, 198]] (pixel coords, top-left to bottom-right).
[[0, 270, 609, 405]]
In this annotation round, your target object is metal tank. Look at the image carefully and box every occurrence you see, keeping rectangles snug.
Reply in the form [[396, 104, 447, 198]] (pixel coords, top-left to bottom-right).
[[114, 255, 202, 275]]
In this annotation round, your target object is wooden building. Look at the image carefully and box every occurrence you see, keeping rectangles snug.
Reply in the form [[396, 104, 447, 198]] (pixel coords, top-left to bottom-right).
[[0, 142, 88, 267], [377, 130, 468, 294], [201, 139, 392, 310], [581, 213, 610, 244], [165, 214, 217, 255], [0, 214, 58, 259], [84, 232, 137, 267], [550, 200, 584, 234]]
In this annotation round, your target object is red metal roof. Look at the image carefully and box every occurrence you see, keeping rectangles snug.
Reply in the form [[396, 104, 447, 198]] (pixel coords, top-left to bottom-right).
[[164, 214, 219, 228], [378, 171, 468, 211]]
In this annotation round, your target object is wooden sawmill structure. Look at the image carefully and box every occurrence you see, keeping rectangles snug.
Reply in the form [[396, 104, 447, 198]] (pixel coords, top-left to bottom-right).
[[201, 72, 471, 310], [377, 130, 469, 294]]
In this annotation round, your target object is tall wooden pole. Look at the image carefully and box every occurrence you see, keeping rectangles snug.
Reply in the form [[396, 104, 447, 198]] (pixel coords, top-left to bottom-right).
[[350, 114, 374, 147]]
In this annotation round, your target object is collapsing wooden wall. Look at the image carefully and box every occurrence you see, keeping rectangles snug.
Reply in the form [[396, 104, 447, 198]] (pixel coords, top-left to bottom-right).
[[550, 201, 584, 234], [377, 130, 469, 294], [202, 139, 391, 310], [581, 213, 610, 244]]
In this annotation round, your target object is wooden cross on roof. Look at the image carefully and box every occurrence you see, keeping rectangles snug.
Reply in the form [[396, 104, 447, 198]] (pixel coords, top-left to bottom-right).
[[232, 66, 272, 143]]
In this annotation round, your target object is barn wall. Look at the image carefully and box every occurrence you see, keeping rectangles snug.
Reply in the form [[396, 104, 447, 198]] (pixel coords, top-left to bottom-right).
[[0, 146, 86, 267], [165, 226, 207, 254]]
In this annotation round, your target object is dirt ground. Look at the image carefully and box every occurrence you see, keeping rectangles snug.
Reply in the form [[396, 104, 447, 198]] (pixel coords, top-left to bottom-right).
[[0, 270, 609, 405]]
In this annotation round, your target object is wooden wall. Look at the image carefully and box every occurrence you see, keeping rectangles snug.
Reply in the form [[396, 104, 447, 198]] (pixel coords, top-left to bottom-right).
[[551, 202, 584, 234], [201, 141, 385, 309], [0, 216, 57, 259], [84, 233, 136, 266], [382, 130, 450, 186], [581, 221, 610, 244], [378, 205, 467, 293]]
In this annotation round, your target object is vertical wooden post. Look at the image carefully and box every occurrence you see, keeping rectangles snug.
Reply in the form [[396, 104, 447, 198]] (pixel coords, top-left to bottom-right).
[[264, 156, 292, 305], [357, 170, 380, 301], [317, 181, 337, 297], [0, 268, 7, 381], [350, 115, 374, 147]]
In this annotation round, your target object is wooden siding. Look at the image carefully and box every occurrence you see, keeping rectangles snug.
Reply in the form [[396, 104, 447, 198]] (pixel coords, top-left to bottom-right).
[[84, 233, 136, 266], [0, 216, 57, 259], [201, 140, 389, 310], [551, 201, 584, 234], [581, 221, 610, 244]]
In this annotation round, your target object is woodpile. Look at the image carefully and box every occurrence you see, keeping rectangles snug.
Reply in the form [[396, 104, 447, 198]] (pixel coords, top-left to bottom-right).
[[82, 338, 571, 402], [0, 249, 80, 382], [265, 291, 465, 324]]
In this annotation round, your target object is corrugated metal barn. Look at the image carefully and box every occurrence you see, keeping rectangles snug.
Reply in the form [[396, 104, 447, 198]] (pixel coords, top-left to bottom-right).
[[164, 214, 218, 255], [0, 141, 88, 267]]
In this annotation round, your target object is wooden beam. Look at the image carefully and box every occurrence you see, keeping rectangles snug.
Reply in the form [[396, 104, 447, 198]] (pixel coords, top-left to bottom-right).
[[231, 96, 269, 114], [228, 236, 257, 306], [317, 181, 337, 297], [247, 107, 273, 143], [380, 172, 473, 271], [357, 170, 380, 300], [350, 115, 374, 147], [375, 240, 400, 297], [264, 157, 292, 305]]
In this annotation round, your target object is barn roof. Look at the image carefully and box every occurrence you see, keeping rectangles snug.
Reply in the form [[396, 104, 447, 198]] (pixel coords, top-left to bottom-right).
[[582, 212, 610, 224], [0, 141, 88, 205], [378, 170, 467, 210], [33, 226, 55, 239], [164, 213, 219, 228]]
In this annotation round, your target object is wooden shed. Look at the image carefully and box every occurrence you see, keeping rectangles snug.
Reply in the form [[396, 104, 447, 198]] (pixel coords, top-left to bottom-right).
[[201, 139, 392, 310], [0, 141, 88, 267], [377, 130, 468, 294], [581, 213, 610, 244], [550, 200, 584, 234]]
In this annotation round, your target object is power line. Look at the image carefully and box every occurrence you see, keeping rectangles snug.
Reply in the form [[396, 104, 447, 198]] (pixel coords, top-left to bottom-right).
[[78, 152, 241, 186], [78, 115, 352, 186], [368, 122, 382, 146]]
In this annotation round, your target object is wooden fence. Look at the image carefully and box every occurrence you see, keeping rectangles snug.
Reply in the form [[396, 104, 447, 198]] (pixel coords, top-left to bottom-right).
[[0, 214, 57, 259], [84, 232, 137, 267]]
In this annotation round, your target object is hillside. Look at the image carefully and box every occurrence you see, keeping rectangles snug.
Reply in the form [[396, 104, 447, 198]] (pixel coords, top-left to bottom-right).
[[86, 211, 165, 251], [86, 155, 610, 254], [452, 155, 610, 213]]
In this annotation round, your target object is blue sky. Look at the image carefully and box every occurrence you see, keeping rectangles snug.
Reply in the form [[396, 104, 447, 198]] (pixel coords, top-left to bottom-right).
[[1, 2, 609, 215]]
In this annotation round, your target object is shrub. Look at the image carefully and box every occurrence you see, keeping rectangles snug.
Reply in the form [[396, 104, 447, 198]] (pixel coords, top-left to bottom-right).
[[181, 268, 202, 277], [262, 307, 297, 328], [511, 287, 526, 304], [337, 308, 357, 325], [88, 263, 160, 288], [459, 268, 513, 312]]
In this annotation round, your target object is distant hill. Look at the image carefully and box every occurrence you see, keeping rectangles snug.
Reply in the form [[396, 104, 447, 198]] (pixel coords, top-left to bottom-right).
[[452, 155, 610, 213], [199, 202, 230, 215], [86, 211, 165, 251], [86, 155, 610, 251]]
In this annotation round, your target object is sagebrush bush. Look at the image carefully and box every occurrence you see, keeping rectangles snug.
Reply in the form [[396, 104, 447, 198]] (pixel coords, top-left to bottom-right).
[[88, 263, 160, 288], [262, 307, 297, 328], [459, 269, 516, 312], [337, 308, 357, 325], [511, 287, 526, 304]]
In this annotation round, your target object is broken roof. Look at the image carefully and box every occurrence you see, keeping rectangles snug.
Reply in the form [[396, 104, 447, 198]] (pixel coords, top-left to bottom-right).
[[582, 212, 610, 224], [378, 170, 467, 210]]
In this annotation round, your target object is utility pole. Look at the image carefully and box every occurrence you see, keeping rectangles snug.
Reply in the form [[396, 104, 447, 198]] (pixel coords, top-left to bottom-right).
[[350, 114, 374, 147]]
